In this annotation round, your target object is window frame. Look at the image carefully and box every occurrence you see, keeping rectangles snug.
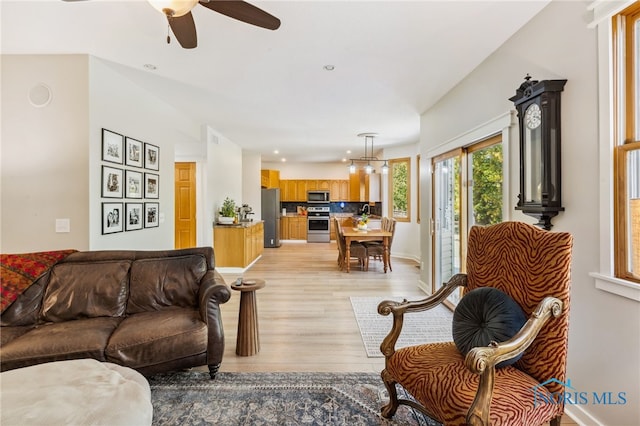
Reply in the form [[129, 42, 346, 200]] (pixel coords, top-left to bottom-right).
[[613, 2, 640, 284], [388, 157, 411, 222]]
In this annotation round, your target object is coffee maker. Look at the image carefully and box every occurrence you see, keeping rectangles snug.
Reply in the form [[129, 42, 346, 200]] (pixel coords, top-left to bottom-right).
[[239, 204, 254, 222]]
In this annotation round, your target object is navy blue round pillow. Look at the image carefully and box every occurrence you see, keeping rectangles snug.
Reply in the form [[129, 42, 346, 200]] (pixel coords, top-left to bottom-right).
[[452, 287, 527, 368]]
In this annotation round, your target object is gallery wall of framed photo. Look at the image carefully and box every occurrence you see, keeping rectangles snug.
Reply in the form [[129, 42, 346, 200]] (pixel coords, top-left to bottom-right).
[[101, 128, 160, 235]]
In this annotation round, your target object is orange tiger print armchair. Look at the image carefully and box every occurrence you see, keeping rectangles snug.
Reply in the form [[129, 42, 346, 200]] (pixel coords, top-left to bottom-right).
[[378, 221, 573, 426]]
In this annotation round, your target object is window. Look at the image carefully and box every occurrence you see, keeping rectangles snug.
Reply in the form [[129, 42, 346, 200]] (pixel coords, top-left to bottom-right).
[[432, 136, 504, 307], [613, 3, 640, 283], [389, 157, 411, 222]]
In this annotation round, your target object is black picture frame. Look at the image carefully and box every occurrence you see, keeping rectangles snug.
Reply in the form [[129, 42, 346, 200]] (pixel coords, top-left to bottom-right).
[[144, 143, 159, 171], [125, 137, 144, 168], [102, 202, 123, 234], [144, 173, 159, 199], [102, 129, 124, 164], [125, 170, 143, 199], [102, 166, 123, 198], [125, 203, 143, 231], [144, 202, 159, 228]]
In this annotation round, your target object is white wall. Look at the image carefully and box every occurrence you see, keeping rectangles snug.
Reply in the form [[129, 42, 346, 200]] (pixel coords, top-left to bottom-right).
[[381, 143, 420, 263], [88, 57, 202, 250], [262, 162, 353, 180], [419, 2, 638, 424], [243, 151, 263, 221], [1, 55, 90, 252]]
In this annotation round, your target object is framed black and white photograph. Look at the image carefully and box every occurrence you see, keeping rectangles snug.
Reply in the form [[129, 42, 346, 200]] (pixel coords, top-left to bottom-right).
[[125, 203, 143, 231], [102, 166, 123, 198], [102, 202, 123, 234], [144, 202, 159, 228], [144, 173, 159, 199], [125, 170, 143, 199], [102, 129, 124, 164], [125, 137, 143, 168], [144, 143, 159, 171]]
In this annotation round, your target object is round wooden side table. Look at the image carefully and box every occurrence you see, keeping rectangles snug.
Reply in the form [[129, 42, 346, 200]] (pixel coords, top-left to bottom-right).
[[231, 279, 266, 357]]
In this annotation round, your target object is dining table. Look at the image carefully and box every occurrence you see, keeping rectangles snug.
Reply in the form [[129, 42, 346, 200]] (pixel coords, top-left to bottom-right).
[[341, 227, 392, 273]]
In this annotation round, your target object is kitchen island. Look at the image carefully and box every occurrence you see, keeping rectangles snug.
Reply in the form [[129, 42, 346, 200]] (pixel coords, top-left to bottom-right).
[[214, 221, 264, 268]]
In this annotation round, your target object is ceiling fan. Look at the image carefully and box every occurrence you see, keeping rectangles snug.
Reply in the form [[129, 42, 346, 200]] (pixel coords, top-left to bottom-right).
[[62, 0, 281, 49]]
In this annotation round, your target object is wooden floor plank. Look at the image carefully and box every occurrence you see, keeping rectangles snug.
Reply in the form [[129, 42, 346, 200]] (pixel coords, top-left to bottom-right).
[[207, 241, 576, 425]]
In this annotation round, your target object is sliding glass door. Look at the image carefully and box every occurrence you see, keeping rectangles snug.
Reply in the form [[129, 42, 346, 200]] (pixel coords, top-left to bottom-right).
[[431, 135, 504, 308], [432, 149, 462, 307]]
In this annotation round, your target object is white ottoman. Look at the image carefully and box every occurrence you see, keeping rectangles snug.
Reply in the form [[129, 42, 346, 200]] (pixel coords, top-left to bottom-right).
[[1, 359, 152, 426]]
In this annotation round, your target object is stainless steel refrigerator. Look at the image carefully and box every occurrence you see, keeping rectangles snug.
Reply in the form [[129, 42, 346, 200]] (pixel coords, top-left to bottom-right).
[[261, 188, 281, 248]]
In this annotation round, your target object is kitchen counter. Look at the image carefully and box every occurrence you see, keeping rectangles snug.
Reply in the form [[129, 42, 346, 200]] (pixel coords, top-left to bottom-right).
[[214, 220, 263, 228]]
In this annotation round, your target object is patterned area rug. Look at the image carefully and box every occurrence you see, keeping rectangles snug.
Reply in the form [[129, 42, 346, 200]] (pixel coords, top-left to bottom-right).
[[350, 296, 453, 357], [149, 371, 441, 425]]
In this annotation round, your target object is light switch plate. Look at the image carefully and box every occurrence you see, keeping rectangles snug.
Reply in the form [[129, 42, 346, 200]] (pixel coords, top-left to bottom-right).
[[55, 218, 70, 233]]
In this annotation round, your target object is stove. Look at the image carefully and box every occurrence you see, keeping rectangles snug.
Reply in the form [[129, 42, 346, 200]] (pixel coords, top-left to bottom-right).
[[307, 206, 330, 243]]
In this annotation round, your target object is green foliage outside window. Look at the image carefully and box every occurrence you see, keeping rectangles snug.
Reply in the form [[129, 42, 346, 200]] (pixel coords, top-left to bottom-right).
[[391, 159, 410, 218], [472, 144, 503, 225]]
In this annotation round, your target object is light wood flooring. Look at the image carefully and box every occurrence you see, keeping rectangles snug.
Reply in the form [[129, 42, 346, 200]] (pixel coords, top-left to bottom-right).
[[210, 241, 576, 425]]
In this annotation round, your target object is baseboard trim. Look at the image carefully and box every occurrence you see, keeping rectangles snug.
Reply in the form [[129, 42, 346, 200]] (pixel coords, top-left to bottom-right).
[[564, 405, 604, 426]]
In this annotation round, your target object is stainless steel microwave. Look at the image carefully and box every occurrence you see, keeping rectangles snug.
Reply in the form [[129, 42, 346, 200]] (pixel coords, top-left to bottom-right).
[[307, 190, 330, 203]]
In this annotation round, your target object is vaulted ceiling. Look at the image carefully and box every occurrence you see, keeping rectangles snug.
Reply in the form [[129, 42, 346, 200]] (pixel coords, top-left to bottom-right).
[[1, 0, 550, 163]]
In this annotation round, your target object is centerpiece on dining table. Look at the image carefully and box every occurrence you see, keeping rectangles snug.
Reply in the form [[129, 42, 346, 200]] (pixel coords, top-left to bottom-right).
[[356, 213, 369, 231]]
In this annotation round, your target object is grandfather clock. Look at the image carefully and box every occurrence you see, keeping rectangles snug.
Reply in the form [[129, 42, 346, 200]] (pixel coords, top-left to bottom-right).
[[510, 75, 567, 230]]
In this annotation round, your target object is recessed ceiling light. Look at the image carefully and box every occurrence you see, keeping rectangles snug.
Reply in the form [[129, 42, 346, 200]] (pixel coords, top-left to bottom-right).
[[273, 149, 279, 154], [281, 158, 286, 162], [323, 65, 335, 71], [342, 158, 347, 162], [143, 64, 157, 71], [346, 150, 351, 154]]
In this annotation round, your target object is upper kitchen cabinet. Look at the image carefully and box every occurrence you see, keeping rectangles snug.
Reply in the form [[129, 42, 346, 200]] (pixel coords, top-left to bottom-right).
[[279, 179, 308, 202], [330, 180, 350, 201], [261, 169, 280, 189], [349, 171, 381, 202]]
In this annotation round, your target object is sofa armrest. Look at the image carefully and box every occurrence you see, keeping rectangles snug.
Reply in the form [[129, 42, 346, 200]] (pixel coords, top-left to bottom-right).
[[377, 273, 467, 357], [198, 270, 231, 368], [464, 296, 564, 426]]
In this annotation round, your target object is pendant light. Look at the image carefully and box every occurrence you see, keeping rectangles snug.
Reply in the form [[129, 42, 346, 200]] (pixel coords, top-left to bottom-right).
[[348, 133, 389, 174]]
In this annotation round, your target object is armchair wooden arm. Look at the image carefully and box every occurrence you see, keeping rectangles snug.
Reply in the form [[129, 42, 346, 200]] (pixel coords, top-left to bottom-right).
[[378, 273, 467, 357], [464, 296, 564, 426]]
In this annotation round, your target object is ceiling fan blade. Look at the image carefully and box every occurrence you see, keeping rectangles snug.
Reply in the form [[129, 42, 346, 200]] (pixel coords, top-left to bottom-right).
[[168, 12, 198, 49], [199, 0, 281, 30]]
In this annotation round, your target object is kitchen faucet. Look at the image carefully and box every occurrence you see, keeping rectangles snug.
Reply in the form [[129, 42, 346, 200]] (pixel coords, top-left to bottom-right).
[[361, 204, 370, 215]]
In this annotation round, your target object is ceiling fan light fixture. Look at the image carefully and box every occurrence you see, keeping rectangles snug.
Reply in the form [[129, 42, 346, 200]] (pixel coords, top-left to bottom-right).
[[148, 0, 198, 17]]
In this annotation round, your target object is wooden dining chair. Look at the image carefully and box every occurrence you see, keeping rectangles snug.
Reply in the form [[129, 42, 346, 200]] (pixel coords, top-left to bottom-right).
[[335, 218, 368, 271], [364, 217, 396, 271]]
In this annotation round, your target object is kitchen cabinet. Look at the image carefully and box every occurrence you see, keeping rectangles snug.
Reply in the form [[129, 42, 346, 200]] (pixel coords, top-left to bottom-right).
[[280, 217, 290, 240], [280, 179, 351, 202], [261, 169, 280, 189], [214, 221, 264, 267], [296, 180, 308, 201], [280, 216, 307, 240], [348, 172, 381, 202], [279, 180, 309, 202], [330, 180, 350, 201]]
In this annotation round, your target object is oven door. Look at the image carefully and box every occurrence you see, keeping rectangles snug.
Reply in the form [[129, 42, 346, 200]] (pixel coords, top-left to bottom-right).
[[307, 217, 330, 233]]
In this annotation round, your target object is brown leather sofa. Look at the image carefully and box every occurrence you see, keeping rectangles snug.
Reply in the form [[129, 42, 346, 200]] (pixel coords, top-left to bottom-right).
[[0, 247, 231, 378]]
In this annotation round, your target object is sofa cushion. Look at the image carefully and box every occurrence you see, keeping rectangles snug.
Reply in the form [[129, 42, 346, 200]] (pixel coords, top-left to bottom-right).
[[0, 317, 122, 371], [106, 309, 207, 368], [452, 287, 527, 368], [127, 256, 206, 314], [41, 261, 131, 322]]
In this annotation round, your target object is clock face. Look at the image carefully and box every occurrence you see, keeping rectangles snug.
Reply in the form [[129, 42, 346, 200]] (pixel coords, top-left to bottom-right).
[[524, 103, 541, 130]]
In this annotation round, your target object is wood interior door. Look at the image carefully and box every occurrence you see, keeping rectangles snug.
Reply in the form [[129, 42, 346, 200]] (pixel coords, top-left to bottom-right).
[[174, 162, 196, 249]]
